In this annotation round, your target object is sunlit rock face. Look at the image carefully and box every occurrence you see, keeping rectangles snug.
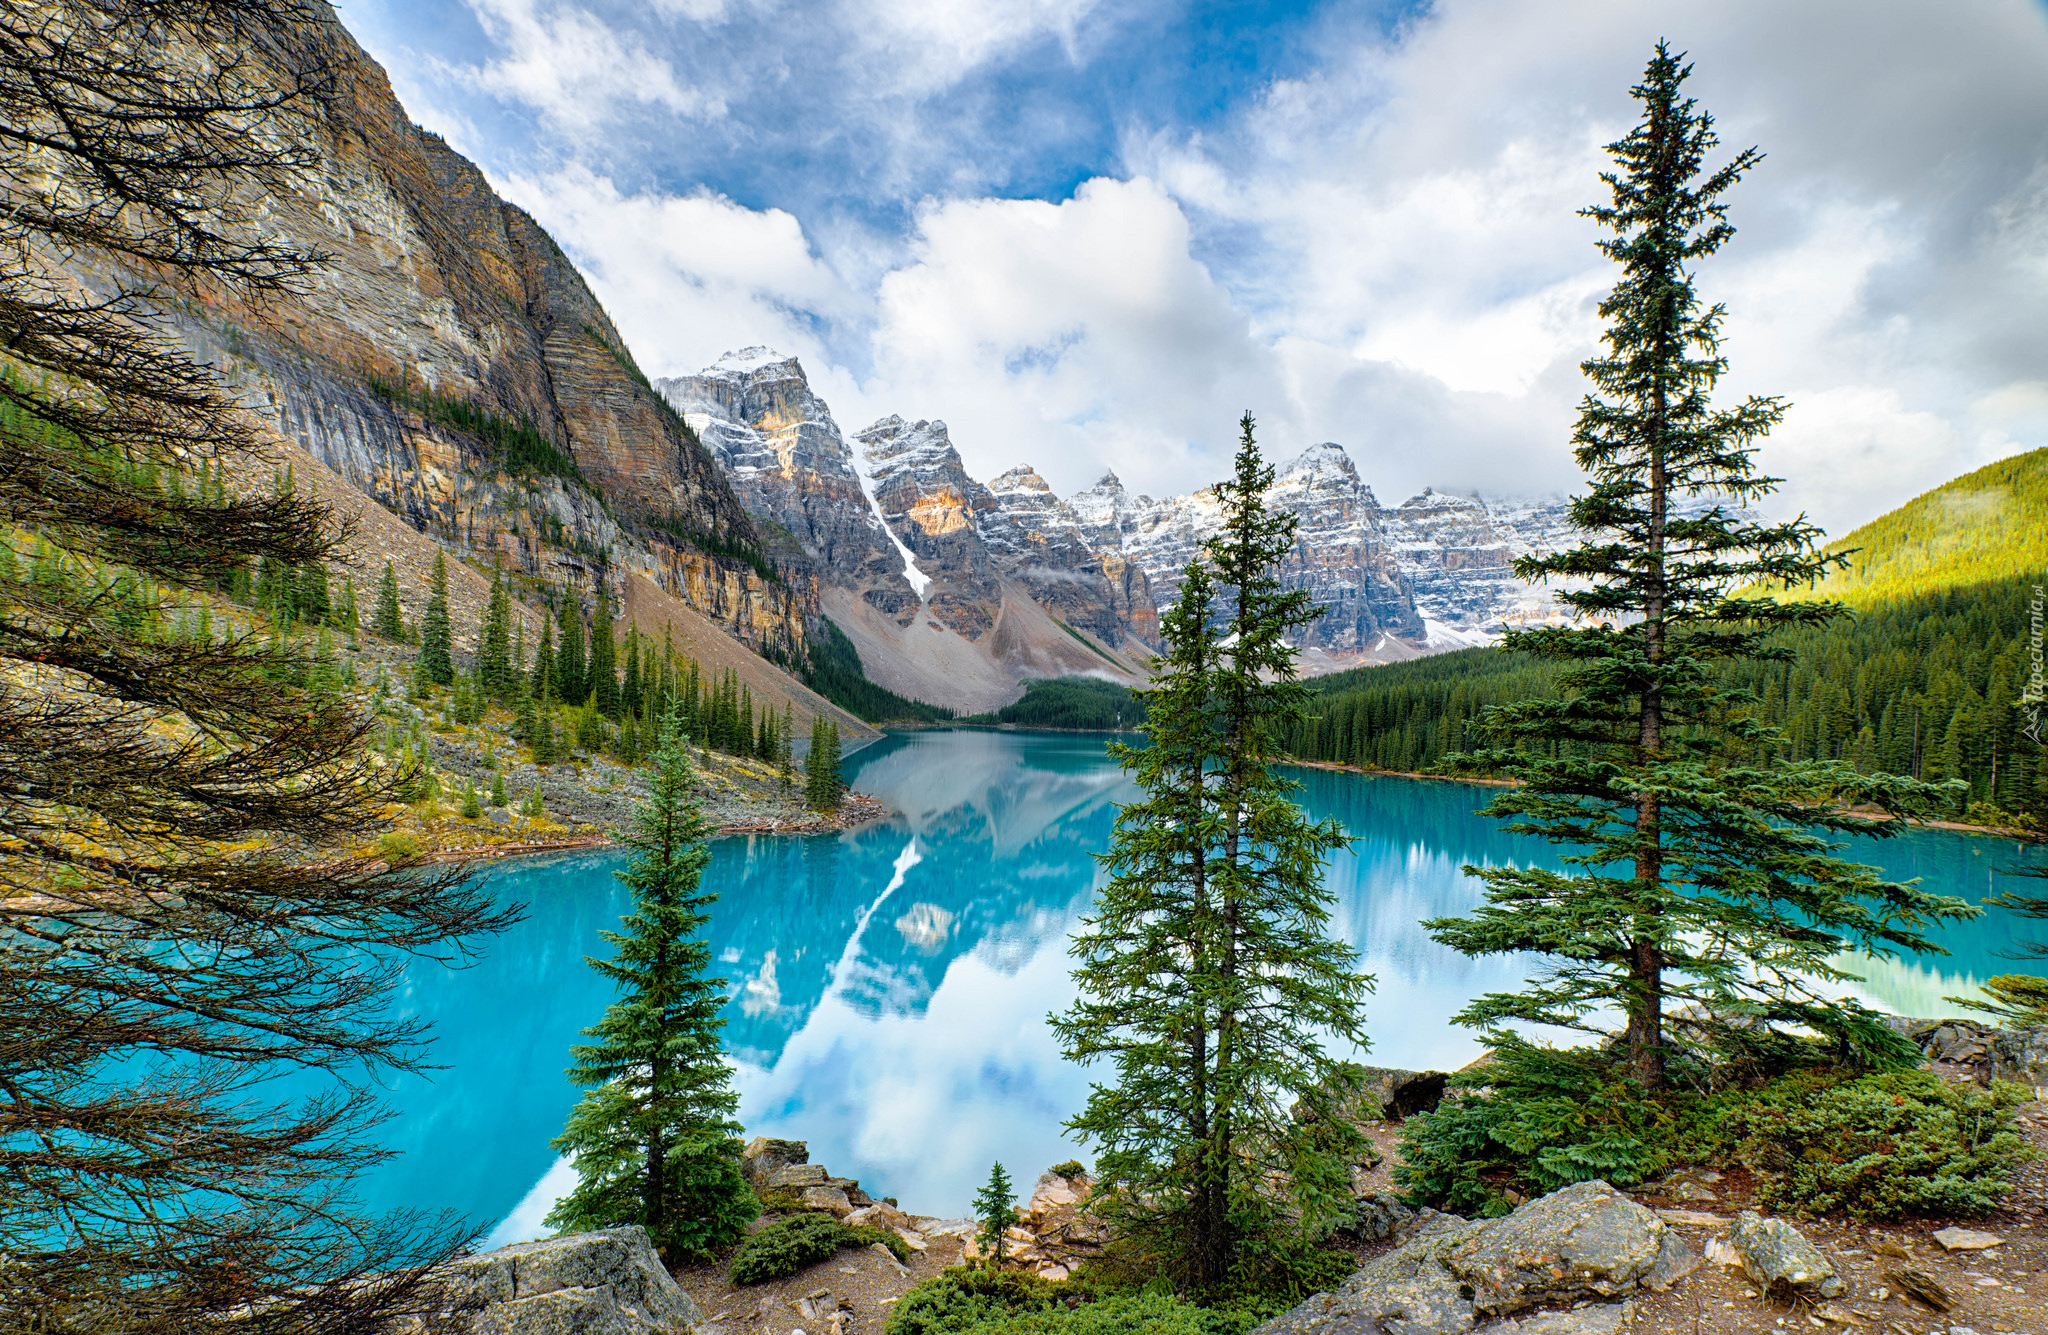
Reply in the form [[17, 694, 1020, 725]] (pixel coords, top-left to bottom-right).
[[659, 351, 918, 625], [856, 417, 1005, 642], [108, 15, 802, 650]]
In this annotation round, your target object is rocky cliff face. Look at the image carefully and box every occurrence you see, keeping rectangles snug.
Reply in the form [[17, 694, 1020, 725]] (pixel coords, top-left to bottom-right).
[[1080, 447, 1425, 660], [138, 10, 802, 652], [979, 465, 1157, 649], [856, 417, 1007, 642], [1380, 489, 1578, 633], [658, 351, 917, 625]]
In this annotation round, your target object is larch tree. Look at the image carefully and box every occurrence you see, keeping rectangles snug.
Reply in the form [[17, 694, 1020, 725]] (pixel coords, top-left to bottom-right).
[[0, 1, 520, 1329], [1054, 415, 1371, 1291], [548, 708, 758, 1258], [1425, 43, 1972, 1095]]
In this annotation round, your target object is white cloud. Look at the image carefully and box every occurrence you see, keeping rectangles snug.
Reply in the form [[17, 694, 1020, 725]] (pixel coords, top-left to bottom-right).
[[372, 0, 2048, 534], [869, 177, 1281, 497], [449, 0, 721, 133], [495, 165, 862, 380], [845, 0, 1099, 90]]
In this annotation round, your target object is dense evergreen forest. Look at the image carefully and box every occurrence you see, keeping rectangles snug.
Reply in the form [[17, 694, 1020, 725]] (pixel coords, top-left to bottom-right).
[[1282, 577, 2047, 820], [786, 617, 955, 723], [967, 675, 1148, 730]]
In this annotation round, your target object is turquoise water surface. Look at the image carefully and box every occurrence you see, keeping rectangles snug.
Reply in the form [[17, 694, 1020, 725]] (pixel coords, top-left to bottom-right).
[[332, 728, 2042, 1245]]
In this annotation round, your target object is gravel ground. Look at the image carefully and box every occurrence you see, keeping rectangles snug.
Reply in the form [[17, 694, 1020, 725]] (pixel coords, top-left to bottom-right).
[[1341, 1067, 2048, 1335]]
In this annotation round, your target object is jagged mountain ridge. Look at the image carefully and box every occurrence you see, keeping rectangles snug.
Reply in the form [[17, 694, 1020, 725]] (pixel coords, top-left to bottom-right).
[[659, 349, 1604, 708], [657, 358, 1156, 713]]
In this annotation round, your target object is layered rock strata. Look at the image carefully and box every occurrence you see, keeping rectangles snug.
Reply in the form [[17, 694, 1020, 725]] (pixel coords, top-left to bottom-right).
[[856, 417, 1007, 642], [1077, 451, 1427, 658], [103, 9, 803, 654], [438, 1225, 702, 1334]]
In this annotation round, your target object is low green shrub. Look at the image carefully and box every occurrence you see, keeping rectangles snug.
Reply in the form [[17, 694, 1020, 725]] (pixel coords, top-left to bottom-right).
[[1395, 1037, 1722, 1217], [1729, 1070, 2036, 1219], [1048, 1160, 1087, 1180], [885, 1270, 1259, 1335], [1399, 1035, 2037, 1222], [729, 1214, 911, 1287], [376, 831, 422, 864]]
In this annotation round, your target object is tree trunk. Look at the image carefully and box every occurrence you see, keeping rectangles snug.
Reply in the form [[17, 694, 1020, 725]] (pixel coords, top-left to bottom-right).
[[1633, 148, 1673, 1092]]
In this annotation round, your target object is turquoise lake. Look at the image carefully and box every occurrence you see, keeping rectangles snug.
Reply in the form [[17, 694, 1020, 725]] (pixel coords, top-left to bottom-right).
[[336, 728, 2043, 1246]]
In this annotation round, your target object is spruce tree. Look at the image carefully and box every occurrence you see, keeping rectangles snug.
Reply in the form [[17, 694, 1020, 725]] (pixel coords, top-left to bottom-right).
[[547, 708, 758, 1258], [372, 557, 404, 639], [557, 600, 588, 707], [530, 657, 558, 766], [1053, 415, 1370, 1291], [805, 714, 843, 811], [622, 627, 643, 719], [419, 550, 454, 686], [590, 591, 619, 718], [480, 572, 512, 701], [1424, 44, 1972, 1094], [972, 1162, 1016, 1270]]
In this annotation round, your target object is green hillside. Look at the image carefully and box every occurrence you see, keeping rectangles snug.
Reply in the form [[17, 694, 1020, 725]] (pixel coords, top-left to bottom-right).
[[1797, 447, 2048, 603], [1286, 579, 2045, 819]]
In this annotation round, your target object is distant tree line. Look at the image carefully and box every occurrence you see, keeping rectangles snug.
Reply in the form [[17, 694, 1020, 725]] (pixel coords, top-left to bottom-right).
[[968, 675, 1149, 730], [1282, 576, 2047, 821]]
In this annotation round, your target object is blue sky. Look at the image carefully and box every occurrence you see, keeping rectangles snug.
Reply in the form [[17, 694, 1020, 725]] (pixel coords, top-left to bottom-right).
[[342, 0, 2048, 532]]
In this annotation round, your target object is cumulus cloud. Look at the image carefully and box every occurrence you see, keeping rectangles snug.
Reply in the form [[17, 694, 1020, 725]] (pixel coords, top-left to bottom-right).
[[495, 165, 863, 378], [352, 0, 2048, 535], [443, 0, 721, 133], [869, 177, 1281, 497]]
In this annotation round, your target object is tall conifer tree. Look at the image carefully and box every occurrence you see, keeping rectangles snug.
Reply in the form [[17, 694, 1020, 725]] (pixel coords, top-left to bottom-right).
[[590, 592, 619, 718], [557, 600, 588, 707], [372, 558, 404, 640], [622, 627, 644, 719], [1425, 44, 1971, 1093], [548, 709, 757, 1257], [1054, 415, 1370, 1290], [418, 550, 454, 686], [480, 572, 512, 701]]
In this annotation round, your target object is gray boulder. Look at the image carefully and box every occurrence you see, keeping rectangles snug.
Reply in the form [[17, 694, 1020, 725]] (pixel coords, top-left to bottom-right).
[[1252, 1182, 1694, 1335], [1444, 1181, 1683, 1315], [741, 1136, 809, 1186], [439, 1226, 702, 1334], [1988, 1025, 2048, 1095], [1730, 1211, 1844, 1300]]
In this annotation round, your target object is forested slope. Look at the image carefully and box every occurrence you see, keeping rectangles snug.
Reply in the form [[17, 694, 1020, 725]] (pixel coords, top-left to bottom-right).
[[1793, 447, 2048, 603], [1285, 577, 2045, 819]]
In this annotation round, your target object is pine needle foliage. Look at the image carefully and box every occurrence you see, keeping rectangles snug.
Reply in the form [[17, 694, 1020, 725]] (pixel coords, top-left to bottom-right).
[[373, 557, 405, 639], [419, 550, 454, 686], [547, 708, 758, 1257], [1424, 44, 1974, 1095], [1054, 415, 1372, 1292], [0, 3, 522, 1328], [973, 1162, 1017, 1269]]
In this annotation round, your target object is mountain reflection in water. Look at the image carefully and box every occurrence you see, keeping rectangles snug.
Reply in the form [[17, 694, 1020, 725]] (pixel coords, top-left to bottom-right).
[[332, 729, 2039, 1246]]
